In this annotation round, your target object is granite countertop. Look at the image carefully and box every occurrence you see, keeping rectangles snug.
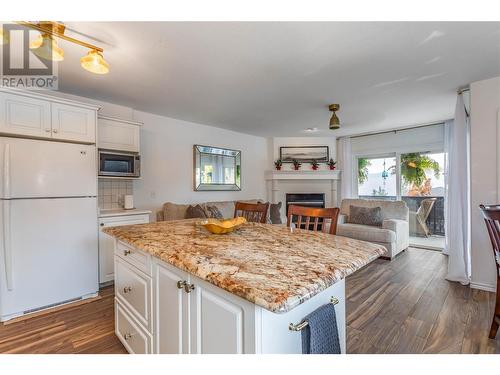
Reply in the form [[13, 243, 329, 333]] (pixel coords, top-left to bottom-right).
[[104, 219, 385, 313]]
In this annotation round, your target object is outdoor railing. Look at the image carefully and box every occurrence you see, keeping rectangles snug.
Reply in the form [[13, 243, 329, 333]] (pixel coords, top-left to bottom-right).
[[358, 195, 445, 236]]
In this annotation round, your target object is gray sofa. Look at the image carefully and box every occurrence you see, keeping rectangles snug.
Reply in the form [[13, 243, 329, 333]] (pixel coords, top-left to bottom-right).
[[156, 199, 280, 223], [337, 199, 410, 259]]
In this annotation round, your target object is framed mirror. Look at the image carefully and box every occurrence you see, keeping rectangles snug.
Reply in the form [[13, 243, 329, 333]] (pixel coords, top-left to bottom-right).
[[194, 145, 241, 191]]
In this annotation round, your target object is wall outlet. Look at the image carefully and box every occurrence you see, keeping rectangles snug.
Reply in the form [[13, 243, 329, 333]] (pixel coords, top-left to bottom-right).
[[150, 191, 156, 199]]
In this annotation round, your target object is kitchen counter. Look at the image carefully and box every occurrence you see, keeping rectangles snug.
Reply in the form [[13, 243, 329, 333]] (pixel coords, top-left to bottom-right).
[[98, 208, 152, 218], [104, 219, 385, 313]]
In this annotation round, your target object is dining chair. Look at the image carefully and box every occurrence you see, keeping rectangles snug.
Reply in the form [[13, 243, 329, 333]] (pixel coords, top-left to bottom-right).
[[286, 205, 340, 235], [479, 204, 500, 339], [234, 202, 269, 223]]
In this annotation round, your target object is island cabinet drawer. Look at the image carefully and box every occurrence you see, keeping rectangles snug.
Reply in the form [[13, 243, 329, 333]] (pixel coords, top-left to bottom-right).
[[115, 257, 152, 332], [115, 240, 152, 276], [116, 299, 152, 354]]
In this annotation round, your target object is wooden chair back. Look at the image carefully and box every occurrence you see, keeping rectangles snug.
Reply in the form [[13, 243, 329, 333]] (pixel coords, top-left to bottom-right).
[[479, 204, 500, 273], [234, 202, 268, 223], [479, 204, 500, 339], [286, 205, 340, 235]]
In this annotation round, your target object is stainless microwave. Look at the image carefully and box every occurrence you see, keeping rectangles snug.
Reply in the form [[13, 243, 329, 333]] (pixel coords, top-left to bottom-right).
[[98, 150, 141, 178]]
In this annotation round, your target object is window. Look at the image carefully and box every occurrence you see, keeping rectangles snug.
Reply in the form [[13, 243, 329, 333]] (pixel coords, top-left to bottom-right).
[[357, 155, 397, 200]]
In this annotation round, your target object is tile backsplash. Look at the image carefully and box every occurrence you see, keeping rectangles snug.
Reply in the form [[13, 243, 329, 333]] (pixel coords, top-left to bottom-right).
[[98, 179, 134, 209]]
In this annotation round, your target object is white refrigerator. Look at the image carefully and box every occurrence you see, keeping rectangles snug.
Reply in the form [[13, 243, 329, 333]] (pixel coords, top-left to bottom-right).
[[0, 137, 98, 321]]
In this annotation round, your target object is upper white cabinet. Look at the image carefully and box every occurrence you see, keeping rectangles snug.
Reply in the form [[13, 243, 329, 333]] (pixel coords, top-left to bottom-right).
[[51, 102, 96, 143], [0, 92, 51, 138], [98, 116, 141, 152], [0, 90, 98, 144]]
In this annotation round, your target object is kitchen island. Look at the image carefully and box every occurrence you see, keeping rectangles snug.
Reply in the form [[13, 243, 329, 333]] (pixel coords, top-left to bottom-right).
[[104, 219, 385, 354]]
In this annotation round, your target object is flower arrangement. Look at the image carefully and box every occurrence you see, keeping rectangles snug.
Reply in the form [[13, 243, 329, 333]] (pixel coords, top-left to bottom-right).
[[292, 159, 301, 170], [311, 159, 319, 170], [327, 158, 337, 170], [274, 159, 283, 170]]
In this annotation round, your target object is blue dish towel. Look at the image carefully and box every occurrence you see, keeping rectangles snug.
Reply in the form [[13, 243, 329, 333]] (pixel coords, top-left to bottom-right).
[[301, 303, 341, 354]]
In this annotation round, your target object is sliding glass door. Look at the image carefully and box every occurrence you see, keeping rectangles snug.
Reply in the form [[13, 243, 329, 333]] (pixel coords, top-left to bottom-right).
[[400, 152, 445, 250], [355, 151, 445, 250]]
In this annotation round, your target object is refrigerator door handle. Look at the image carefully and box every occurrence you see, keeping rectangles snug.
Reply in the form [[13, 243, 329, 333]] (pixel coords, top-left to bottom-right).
[[2, 200, 13, 290], [3, 143, 10, 199]]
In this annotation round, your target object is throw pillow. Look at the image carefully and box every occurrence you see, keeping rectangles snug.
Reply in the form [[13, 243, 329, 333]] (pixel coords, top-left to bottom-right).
[[269, 202, 283, 224], [204, 205, 224, 219], [348, 205, 383, 227], [185, 204, 208, 219]]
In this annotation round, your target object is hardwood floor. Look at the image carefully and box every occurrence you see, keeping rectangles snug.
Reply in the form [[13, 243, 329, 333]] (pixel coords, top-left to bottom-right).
[[346, 247, 500, 354], [0, 247, 497, 354], [0, 286, 126, 354]]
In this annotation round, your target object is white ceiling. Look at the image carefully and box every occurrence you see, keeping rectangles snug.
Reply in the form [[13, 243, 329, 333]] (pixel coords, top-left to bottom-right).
[[55, 22, 500, 137]]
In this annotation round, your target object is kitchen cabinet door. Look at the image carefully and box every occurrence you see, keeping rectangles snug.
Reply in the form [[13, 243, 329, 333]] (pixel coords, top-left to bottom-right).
[[51, 102, 96, 143], [0, 92, 51, 138], [189, 277, 250, 354], [99, 214, 149, 284], [154, 261, 189, 354], [98, 116, 141, 152]]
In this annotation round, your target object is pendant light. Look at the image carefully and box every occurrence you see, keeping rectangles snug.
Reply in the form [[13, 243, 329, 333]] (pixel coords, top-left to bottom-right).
[[30, 34, 64, 61], [80, 49, 110, 75], [329, 104, 340, 130]]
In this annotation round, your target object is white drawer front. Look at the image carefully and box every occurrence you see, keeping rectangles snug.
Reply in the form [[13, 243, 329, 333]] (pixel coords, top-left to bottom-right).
[[116, 299, 152, 354], [115, 240, 151, 276], [115, 257, 152, 332]]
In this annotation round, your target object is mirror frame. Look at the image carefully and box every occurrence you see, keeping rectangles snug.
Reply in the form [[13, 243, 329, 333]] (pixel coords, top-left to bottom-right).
[[193, 145, 242, 191]]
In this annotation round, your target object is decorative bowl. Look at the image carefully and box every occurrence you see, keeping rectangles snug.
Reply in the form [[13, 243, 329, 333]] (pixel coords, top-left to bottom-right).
[[199, 217, 247, 234]]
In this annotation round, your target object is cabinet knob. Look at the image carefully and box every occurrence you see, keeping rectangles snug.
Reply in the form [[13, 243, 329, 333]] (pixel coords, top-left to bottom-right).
[[177, 280, 187, 289], [184, 283, 195, 293], [123, 332, 133, 341], [123, 249, 131, 256], [100, 223, 104, 227], [123, 286, 132, 294]]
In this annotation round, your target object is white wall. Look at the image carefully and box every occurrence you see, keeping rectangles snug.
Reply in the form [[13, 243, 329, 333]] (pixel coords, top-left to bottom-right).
[[470, 76, 500, 292], [39, 89, 269, 217], [271, 137, 336, 170], [132, 110, 269, 215]]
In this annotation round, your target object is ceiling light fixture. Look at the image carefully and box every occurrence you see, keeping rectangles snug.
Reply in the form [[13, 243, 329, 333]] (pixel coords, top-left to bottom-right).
[[329, 104, 340, 130], [31, 34, 65, 61], [304, 127, 318, 133], [16, 21, 109, 74]]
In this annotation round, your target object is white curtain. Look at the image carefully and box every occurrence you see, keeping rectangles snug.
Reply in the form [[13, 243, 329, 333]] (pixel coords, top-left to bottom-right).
[[444, 94, 471, 284], [338, 137, 354, 201]]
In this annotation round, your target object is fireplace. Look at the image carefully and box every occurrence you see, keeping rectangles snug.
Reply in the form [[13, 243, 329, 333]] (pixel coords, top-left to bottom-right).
[[286, 193, 326, 229]]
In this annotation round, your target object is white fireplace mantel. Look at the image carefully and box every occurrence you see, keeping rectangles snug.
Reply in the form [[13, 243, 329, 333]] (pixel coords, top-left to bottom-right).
[[265, 170, 341, 181], [265, 170, 342, 217]]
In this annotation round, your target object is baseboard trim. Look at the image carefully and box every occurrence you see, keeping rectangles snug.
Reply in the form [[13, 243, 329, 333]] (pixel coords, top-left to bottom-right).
[[470, 281, 496, 293]]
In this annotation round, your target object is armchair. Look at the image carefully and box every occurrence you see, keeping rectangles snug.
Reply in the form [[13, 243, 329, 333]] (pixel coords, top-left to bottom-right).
[[337, 199, 410, 259]]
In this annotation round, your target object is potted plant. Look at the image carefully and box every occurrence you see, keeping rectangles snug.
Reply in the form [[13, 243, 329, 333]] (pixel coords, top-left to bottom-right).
[[327, 158, 337, 170], [274, 159, 283, 171], [400, 153, 440, 192], [311, 159, 319, 170], [292, 159, 301, 171]]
